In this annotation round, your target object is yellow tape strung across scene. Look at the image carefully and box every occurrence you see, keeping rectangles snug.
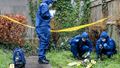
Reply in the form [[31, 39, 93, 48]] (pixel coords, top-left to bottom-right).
[[51, 17, 109, 32], [0, 15, 35, 29], [0, 15, 109, 32]]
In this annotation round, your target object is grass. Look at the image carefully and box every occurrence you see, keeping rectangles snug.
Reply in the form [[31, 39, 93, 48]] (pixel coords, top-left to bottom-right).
[[93, 53, 120, 68], [0, 49, 12, 68], [47, 50, 76, 68], [0, 48, 120, 68], [47, 50, 120, 68]]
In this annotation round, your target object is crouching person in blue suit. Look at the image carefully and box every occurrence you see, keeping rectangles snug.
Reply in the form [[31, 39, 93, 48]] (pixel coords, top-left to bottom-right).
[[69, 32, 93, 59], [96, 31, 117, 60]]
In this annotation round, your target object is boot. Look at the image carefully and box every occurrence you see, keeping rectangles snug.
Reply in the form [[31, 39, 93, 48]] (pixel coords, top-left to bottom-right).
[[38, 59, 49, 64], [44, 58, 49, 62]]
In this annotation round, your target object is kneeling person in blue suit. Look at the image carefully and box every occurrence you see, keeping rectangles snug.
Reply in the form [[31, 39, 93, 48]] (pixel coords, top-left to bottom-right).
[[96, 31, 117, 60], [69, 32, 93, 59]]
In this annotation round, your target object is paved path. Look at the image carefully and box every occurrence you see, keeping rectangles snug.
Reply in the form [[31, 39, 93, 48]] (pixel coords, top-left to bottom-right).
[[25, 56, 51, 68]]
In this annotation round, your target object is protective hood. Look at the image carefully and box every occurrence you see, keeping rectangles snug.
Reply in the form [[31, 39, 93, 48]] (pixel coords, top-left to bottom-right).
[[81, 32, 89, 39], [100, 31, 108, 39], [42, 0, 53, 5]]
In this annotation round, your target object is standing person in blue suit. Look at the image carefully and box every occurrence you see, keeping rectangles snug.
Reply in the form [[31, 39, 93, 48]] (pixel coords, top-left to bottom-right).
[[96, 31, 117, 60], [36, 0, 56, 64], [69, 32, 93, 60]]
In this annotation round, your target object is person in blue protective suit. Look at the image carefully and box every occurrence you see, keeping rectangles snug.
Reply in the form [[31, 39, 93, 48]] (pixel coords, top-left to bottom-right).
[[36, 0, 56, 64], [69, 32, 93, 60], [96, 31, 117, 60]]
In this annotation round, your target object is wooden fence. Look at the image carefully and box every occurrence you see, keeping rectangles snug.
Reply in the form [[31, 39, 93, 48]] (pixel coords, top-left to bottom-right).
[[89, 0, 120, 50]]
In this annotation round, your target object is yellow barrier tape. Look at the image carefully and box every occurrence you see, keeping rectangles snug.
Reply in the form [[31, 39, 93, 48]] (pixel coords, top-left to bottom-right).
[[51, 17, 109, 32], [0, 15, 35, 29], [0, 15, 109, 33]]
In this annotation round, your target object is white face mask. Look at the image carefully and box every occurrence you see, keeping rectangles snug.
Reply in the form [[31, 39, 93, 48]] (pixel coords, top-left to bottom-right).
[[102, 38, 106, 42]]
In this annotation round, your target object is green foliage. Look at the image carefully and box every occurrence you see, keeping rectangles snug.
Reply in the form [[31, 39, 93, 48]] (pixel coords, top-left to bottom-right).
[[54, 0, 81, 29], [28, 0, 42, 25], [28, 0, 38, 25], [23, 42, 33, 55], [51, 0, 91, 50], [0, 43, 18, 50], [51, 1, 81, 50], [23, 41, 37, 56], [80, 0, 91, 24], [0, 49, 12, 68], [54, 0, 91, 27]]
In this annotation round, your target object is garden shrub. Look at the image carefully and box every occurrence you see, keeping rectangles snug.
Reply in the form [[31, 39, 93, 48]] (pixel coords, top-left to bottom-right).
[[0, 14, 26, 46]]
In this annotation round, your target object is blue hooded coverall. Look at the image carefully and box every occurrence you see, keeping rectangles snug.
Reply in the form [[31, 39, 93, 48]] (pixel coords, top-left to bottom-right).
[[96, 31, 117, 58], [36, 0, 53, 60], [13, 48, 26, 65], [69, 32, 93, 58]]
